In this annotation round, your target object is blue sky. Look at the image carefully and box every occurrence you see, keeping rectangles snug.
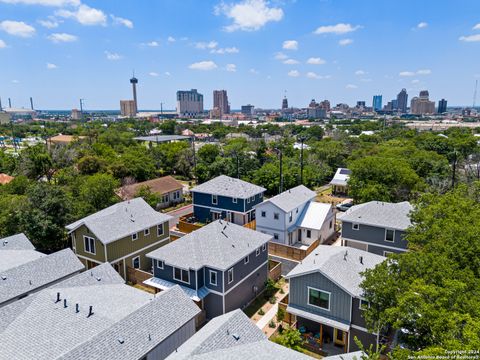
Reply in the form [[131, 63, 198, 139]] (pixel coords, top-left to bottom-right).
[[0, 0, 480, 110]]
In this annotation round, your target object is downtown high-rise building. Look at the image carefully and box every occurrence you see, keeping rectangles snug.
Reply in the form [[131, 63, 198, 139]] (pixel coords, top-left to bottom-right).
[[438, 98, 448, 114], [282, 96, 288, 109], [213, 90, 230, 116], [410, 90, 435, 115], [396, 88, 408, 113], [176, 89, 204, 116], [120, 100, 136, 117], [372, 95, 382, 111]]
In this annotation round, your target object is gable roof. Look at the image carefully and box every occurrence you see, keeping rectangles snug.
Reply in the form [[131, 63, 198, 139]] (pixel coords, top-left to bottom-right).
[[339, 201, 413, 230], [0, 233, 35, 251], [117, 176, 183, 200], [286, 245, 385, 297], [167, 309, 310, 360], [296, 202, 333, 230], [191, 175, 265, 199], [48, 134, 86, 143], [66, 198, 172, 244], [0, 173, 14, 185], [147, 220, 272, 271], [256, 185, 316, 213], [330, 168, 351, 187], [0, 248, 84, 306]]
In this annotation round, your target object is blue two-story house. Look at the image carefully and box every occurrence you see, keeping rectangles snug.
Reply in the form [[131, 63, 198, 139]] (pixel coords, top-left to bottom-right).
[[339, 201, 412, 256], [190, 175, 266, 225], [145, 220, 272, 320], [285, 246, 386, 355]]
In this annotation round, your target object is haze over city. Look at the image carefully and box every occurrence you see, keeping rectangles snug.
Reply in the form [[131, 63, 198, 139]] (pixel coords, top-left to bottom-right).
[[1, 0, 480, 110]]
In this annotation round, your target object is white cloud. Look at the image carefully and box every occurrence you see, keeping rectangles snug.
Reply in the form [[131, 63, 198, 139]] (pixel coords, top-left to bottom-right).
[[47, 32, 77, 42], [149, 72, 159, 77], [164, 71, 171, 76], [12, 79, 19, 83], [288, 70, 300, 77], [0, 20, 35, 37], [0, 39, 6, 48], [355, 70, 366, 75], [188, 60, 217, 71], [167, 36, 175, 42], [211, 46, 239, 54], [283, 58, 299, 65], [195, 41, 218, 49], [146, 41, 159, 47], [274, 52, 287, 60], [306, 57, 326, 65], [314, 23, 360, 35], [346, 84, 358, 89], [226, 63, 237, 72], [411, 79, 420, 84], [399, 69, 431, 76], [339, 38, 353, 46], [360, 78, 372, 82], [56, 4, 106, 26], [399, 71, 415, 77], [46, 62, 57, 69], [0, 0, 79, 6], [110, 15, 133, 29], [417, 69, 431, 75], [306, 72, 320, 79], [104, 51, 122, 60], [38, 19, 60, 28], [249, 68, 259, 74], [215, 0, 283, 32], [417, 22, 428, 29], [473, 24, 480, 30], [459, 34, 480, 42], [282, 40, 298, 50]]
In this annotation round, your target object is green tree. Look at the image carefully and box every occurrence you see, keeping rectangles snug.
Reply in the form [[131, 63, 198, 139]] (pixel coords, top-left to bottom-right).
[[18, 144, 54, 181], [273, 327, 304, 351], [79, 173, 119, 214]]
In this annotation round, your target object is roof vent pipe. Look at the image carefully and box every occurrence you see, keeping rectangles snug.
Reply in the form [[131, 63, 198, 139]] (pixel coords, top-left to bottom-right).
[[87, 305, 94, 318], [55, 292, 61, 303]]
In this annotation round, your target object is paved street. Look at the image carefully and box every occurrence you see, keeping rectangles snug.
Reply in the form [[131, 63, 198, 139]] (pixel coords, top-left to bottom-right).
[[166, 204, 193, 228]]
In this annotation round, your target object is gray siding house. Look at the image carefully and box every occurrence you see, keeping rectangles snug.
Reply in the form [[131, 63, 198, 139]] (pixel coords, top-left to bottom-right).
[[339, 201, 412, 256], [285, 245, 385, 354], [146, 220, 271, 319]]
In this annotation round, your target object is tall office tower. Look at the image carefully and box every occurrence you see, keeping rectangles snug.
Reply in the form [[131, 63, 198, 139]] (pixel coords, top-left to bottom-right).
[[410, 90, 435, 115], [282, 96, 288, 109], [396, 88, 408, 113], [320, 100, 331, 112], [241, 104, 254, 116], [213, 90, 230, 116], [120, 100, 137, 117], [130, 75, 138, 114], [356, 101, 366, 107], [71, 109, 82, 120], [438, 98, 448, 114], [176, 89, 204, 116], [372, 95, 382, 111]]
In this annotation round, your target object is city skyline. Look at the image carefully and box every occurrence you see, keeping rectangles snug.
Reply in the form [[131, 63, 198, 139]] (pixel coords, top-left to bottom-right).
[[1, 0, 480, 110]]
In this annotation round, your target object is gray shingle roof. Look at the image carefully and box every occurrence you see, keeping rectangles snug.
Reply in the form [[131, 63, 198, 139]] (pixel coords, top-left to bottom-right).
[[66, 198, 172, 244], [339, 201, 413, 230], [167, 309, 310, 360], [286, 245, 385, 297], [0, 233, 43, 272], [191, 175, 266, 199], [0, 248, 84, 306], [257, 185, 316, 213], [0, 233, 35, 250], [147, 220, 272, 270]]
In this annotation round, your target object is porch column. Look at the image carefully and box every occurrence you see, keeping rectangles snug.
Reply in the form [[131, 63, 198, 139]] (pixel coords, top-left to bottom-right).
[[344, 331, 348, 353], [319, 324, 323, 346]]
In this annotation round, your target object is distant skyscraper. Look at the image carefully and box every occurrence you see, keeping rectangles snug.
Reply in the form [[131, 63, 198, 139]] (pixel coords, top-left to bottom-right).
[[213, 90, 230, 116], [410, 90, 435, 115], [120, 100, 136, 117], [320, 100, 330, 112], [176, 89, 204, 116], [282, 96, 288, 109], [241, 104, 254, 116], [438, 98, 448, 114], [372, 95, 382, 111], [356, 101, 366, 107], [397, 88, 408, 113], [71, 108, 82, 120], [130, 75, 138, 114]]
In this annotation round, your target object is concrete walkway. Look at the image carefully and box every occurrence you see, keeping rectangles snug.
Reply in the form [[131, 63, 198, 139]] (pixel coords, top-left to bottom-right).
[[256, 303, 279, 330]]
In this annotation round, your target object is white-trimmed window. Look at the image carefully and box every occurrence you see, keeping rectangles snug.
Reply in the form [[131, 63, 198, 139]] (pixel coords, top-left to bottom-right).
[[232, 197, 237, 203], [132, 232, 138, 241], [209, 270, 217, 286], [173, 267, 190, 284], [289, 212, 293, 222], [132, 256, 140, 269], [359, 299, 370, 310], [157, 224, 164, 237], [212, 194, 218, 205], [274, 233, 279, 240], [261, 211, 266, 217], [308, 287, 330, 311], [157, 260, 164, 269], [352, 223, 360, 230], [250, 196, 255, 202], [262, 243, 267, 251], [144, 228, 150, 236], [329, 220, 333, 229], [162, 194, 169, 203], [274, 213, 279, 220], [244, 255, 249, 264], [84, 236, 95, 254], [247, 197, 250, 203], [227, 268, 234, 283], [385, 229, 395, 242], [306, 230, 311, 238], [256, 248, 261, 256], [383, 250, 394, 256]]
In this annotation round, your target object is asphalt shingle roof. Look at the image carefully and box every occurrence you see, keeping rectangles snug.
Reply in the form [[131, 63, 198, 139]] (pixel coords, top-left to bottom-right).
[[286, 245, 385, 297], [147, 220, 272, 271], [257, 185, 316, 213], [66, 198, 172, 244], [167, 309, 310, 360], [0, 233, 45, 272], [191, 175, 266, 199], [339, 201, 413, 230], [0, 248, 84, 306], [0, 233, 35, 250]]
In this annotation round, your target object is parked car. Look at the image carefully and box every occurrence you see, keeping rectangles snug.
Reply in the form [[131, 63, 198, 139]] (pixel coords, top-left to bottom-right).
[[336, 201, 353, 212]]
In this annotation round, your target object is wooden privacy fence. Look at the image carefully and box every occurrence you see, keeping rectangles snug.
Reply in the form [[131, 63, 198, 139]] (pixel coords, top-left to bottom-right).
[[268, 238, 321, 262], [268, 260, 282, 281], [126, 266, 156, 288]]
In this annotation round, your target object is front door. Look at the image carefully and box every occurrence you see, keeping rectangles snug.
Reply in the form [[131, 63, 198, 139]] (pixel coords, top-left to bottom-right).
[[333, 328, 346, 346], [298, 229, 302, 243], [226, 211, 232, 222]]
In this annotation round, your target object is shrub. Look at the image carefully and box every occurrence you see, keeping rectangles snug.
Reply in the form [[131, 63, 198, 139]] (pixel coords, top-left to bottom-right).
[[269, 296, 276, 304], [258, 308, 265, 316], [269, 320, 276, 328]]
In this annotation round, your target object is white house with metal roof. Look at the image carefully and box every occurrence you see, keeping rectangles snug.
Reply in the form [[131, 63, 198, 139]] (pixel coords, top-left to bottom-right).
[[255, 185, 336, 246], [330, 168, 351, 195]]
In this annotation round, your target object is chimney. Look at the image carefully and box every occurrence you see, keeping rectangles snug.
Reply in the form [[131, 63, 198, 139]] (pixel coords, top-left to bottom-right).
[[360, 256, 363, 264], [87, 305, 94, 318], [55, 292, 61, 303], [63, 299, 67, 308], [76, 303, 80, 313]]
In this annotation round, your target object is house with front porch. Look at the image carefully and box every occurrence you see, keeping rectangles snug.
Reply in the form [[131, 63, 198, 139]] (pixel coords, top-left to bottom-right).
[[285, 245, 385, 355], [330, 168, 350, 195], [145, 220, 271, 320], [66, 198, 172, 279], [339, 201, 412, 256], [190, 175, 266, 225]]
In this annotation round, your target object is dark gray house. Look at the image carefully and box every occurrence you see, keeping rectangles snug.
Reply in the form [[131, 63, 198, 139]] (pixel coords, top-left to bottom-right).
[[190, 175, 266, 225], [339, 201, 412, 256], [146, 220, 271, 319], [285, 245, 385, 354]]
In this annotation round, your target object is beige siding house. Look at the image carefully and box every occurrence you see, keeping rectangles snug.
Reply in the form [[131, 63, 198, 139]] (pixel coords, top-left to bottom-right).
[[66, 198, 172, 279]]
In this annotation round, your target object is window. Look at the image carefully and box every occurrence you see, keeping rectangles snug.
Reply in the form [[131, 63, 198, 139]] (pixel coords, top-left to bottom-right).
[[296, 208, 298, 214], [162, 194, 169, 203], [84, 236, 95, 254], [232, 197, 237, 203], [173, 267, 190, 284], [247, 197, 250, 203], [157, 224, 164, 237], [261, 211, 266, 217], [262, 243, 267, 251], [289, 212, 293, 222], [274, 233, 279, 240], [144, 228, 150, 236], [227, 268, 234, 283], [308, 287, 330, 311], [157, 260, 164, 269], [256, 248, 261, 256], [132, 256, 140, 269], [385, 229, 395, 242], [173, 191, 180, 200], [209, 270, 217, 286], [329, 220, 333, 229], [132, 232, 138, 241], [212, 194, 218, 205], [383, 251, 394, 256], [251, 196, 255, 202], [274, 213, 279, 220], [359, 299, 370, 310], [306, 230, 311, 238], [244, 255, 249, 264], [352, 223, 360, 230]]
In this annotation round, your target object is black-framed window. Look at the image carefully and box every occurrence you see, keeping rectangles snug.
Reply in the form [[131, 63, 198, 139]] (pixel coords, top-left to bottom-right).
[[308, 287, 330, 310]]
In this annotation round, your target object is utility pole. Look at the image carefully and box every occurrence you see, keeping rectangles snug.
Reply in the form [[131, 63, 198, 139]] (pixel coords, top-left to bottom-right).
[[235, 152, 240, 179], [298, 135, 307, 185], [191, 136, 197, 184], [276, 147, 283, 194], [451, 149, 457, 188]]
